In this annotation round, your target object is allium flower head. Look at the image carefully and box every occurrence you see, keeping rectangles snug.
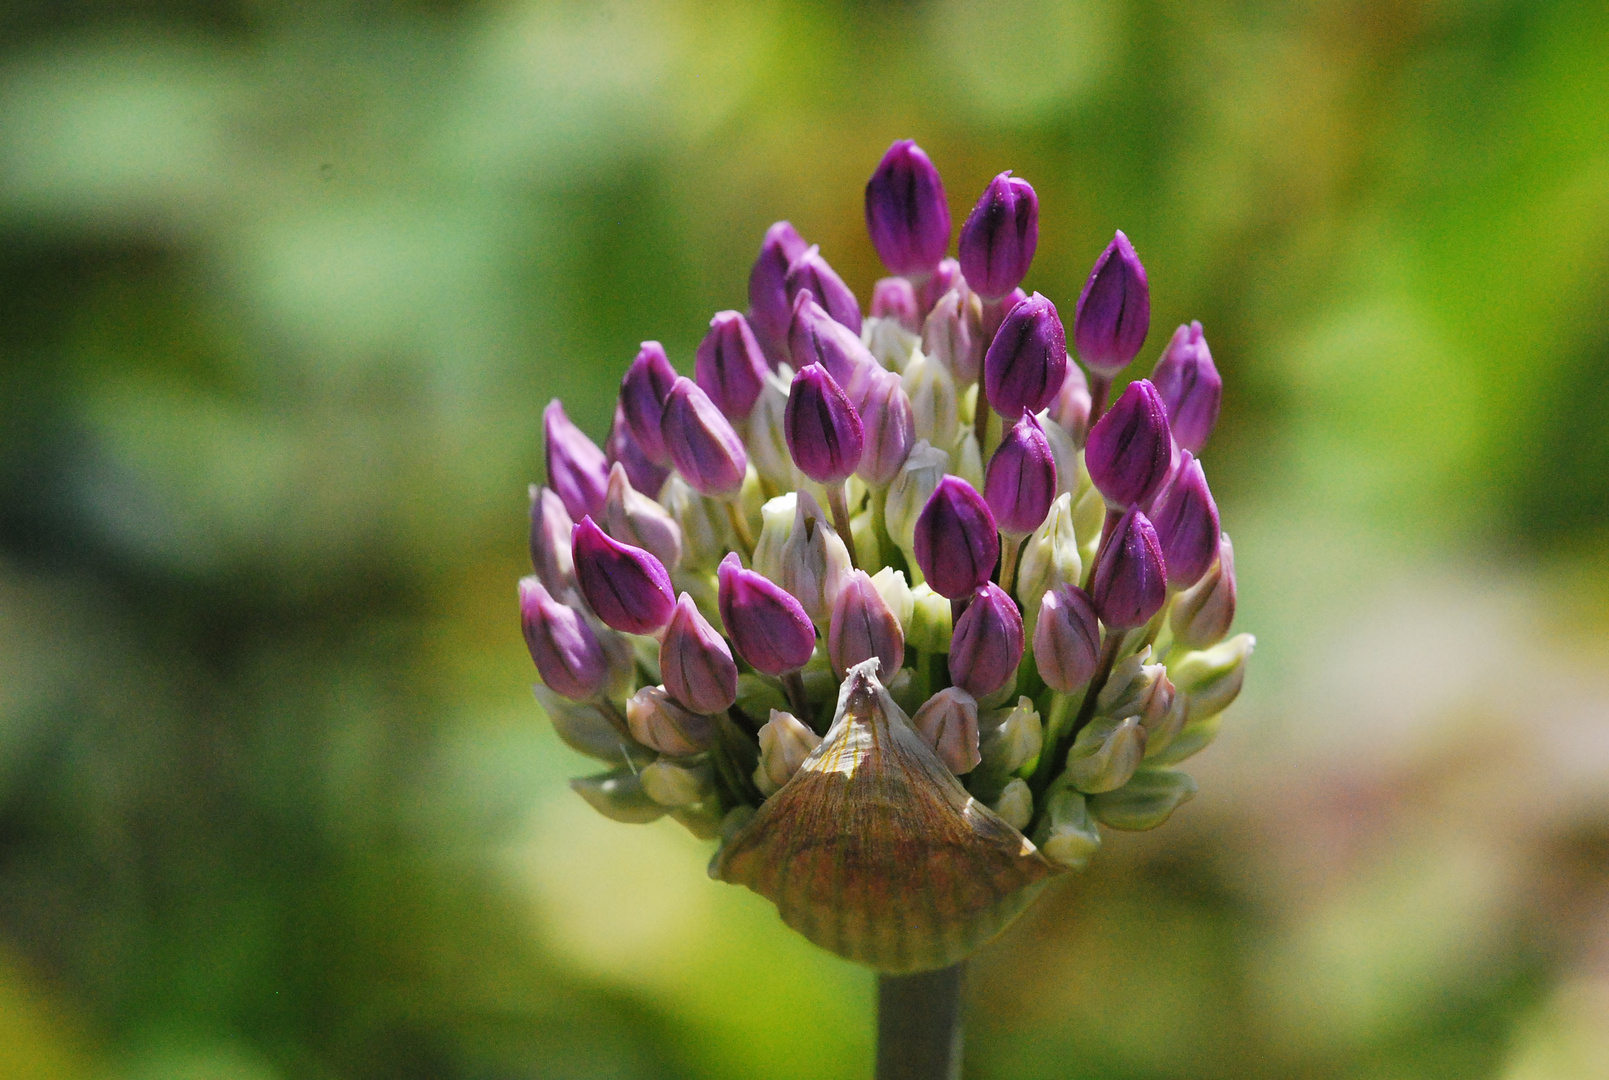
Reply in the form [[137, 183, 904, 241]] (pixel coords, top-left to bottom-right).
[[519, 140, 1255, 977]]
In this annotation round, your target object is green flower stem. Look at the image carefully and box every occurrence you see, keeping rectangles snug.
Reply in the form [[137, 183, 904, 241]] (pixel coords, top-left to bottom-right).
[[876, 962, 965, 1080], [827, 481, 860, 571], [997, 533, 1023, 596], [782, 669, 811, 722], [725, 501, 756, 561]]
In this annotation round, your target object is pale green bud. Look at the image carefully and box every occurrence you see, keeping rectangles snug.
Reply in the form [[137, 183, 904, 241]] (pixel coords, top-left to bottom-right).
[[954, 426, 985, 492], [533, 684, 650, 765], [670, 798, 725, 840], [737, 464, 765, 530], [1143, 690, 1189, 760], [870, 567, 915, 631], [1144, 711, 1224, 767], [910, 687, 981, 774], [1035, 787, 1101, 870], [751, 492, 798, 582], [884, 440, 950, 552], [776, 489, 852, 625], [640, 755, 716, 807], [1016, 492, 1082, 624], [993, 778, 1033, 832], [849, 498, 881, 570], [749, 364, 803, 493], [901, 352, 961, 452], [754, 709, 822, 797], [1036, 409, 1084, 499], [974, 696, 1043, 796], [1072, 480, 1106, 565], [906, 582, 953, 652], [864, 317, 921, 370], [1096, 653, 1176, 736], [1170, 633, 1255, 721], [1063, 715, 1147, 794], [659, 474, 732, 571], [1087, 768, 1197, 831], [571, 767, 666, 824]]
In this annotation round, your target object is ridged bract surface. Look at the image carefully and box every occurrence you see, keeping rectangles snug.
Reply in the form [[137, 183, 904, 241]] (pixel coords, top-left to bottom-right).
[[714, 663, 1059, 972]]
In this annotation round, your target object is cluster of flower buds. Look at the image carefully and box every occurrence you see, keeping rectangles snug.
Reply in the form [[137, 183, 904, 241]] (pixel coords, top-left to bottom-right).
[[520, 139, 1252, 973]]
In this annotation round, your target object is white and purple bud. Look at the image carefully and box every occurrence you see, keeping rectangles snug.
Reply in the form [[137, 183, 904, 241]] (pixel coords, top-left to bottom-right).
[[606, 402, 670, 498], [543, 399, 610, 521], [602, 463, 682, 572], [753, 709, 821, 796], [716, 552, 817, 676], [785, 364, 865, 486], [626, 684, 715, 757], [901, 352, 961, 453], [984, 411, 1058, 538], [1170, 534, 1237, 650], [910, 687, 981, 775], [750, 492, 798, 583], [917, 256, 961, 318], [659, 592, 739, 715], [785, 245, 861, 334], [1089, 507, 1167, 631], [748, 221, 808, 364], [528, 484, 576, 597], [1033, 582, 1102, 693], [1148, 451, 1220, 591], [657, 475, 731, 572], [869, 566, 915, 631], [661, 376, 749, 499], [519, 576, 611, 702], [864, 139, 951, 279], [619, 341, 678, 466], [978, 696, 1043, 781], [883, 440, 950, 553], [828, 569, 905, 679], [1085, 378, 1173, 509], [695, 310, 769, 421], [1016, 492, 1082, 622], [572, 515, 677, 635], [983, 292, 1067, 422], [870, 276, 921, 334], [921, 287, 984, 386], [948, 582, 1024, 699], [855, 366, 915, 486], [776, 490, 852, 624], [1037, 410, 1082, 501], [1151, 321, 1222, 454], [1074, 230, 1150, 377], [747, 365, 802, 492], [1096, 655, 1176, 736], [958, 171, 1039, 302], [912, 475, 1000, 600]]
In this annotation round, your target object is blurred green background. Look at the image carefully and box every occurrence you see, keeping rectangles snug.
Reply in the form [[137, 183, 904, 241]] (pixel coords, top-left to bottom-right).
[[3, 1, 1609, 1077]]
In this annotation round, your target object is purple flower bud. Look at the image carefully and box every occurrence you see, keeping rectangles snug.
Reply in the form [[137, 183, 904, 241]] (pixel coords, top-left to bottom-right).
[[1149, 451, 1220, 591], [1074, 231, 1150, 377], [855, 366, 915, 486], [948, 582, 1024, 699], [606, 402, 669, 498], [1085, 379, 1173, 509], [958, 171, 1038, 302], [716, 552, 817, 675], [828, 569, 905, 679], [528, 484, 576, 596], [659, 592, 738, 714], [602, 462, 681, 571], [1089, 507, 1167, 630], [912, 476, 1000, 600], [695, 310, 769, 421], [788, 289, 876, 395], [519, 576, 609, 700], [749, 221, 808, 364], [784, 245, 861, 334], [1170, 533, 1236, 649], [572, 515, 676, 635], [984, 411, 1058, 537], [544, 399, 609, 521], [871, 277, 921, 334], [922, 286, 984, 386], [1032, 583, 1101, 692], [917, 257, 961, 317], [981, 286, 1028, 344], [784, 363, 865, 485], [619, 341, 678, 465], [983, 291, 1067, 421], [626, 684, 714, 756], [660, 376, 749, 498], [1150, 321, 1222, 454], [864, 139, 951, 278], [1049, 362, 1092, 445]]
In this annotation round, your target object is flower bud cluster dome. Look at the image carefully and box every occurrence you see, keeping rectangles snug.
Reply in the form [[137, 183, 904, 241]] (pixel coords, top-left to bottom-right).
[[521, 141, 1253, 973]]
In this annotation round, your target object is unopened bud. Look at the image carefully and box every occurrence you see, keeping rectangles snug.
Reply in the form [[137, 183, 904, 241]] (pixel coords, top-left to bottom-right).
[[984, 411, 1058, 537], [602, 463, 682, 572], [626, 685, 715, 757], [544, 399, 610, 521], [869, 567, 915, 632], [660, 593, 739, 714], [959, 171, 1038, 302], [640, 756, 715, 808], [921, 287, 984, 386], [786, 364, 865, 486], [1036, 788, 1101, 869], [910, 686, 981, 774], [606, 401, 670, 499], [786, 245, 861, 334], [983, 292, 1067, 422], [856, 366, 916, 486], [1149, 451, 1220, 591], [571, 767, 666, 824], [776, 490, 852, 624], [901, 352, 961, 452], [865, 139, 951, 278], [619, 342, 678, 465], [1032, 582, 1101, 693], [829, 569, 905, 679], [870, 276, 921, 334], [906, 582, 953, 652], [789, 290, 876, 395], [749, 221, 809, 363], [750, 492, 797, 582], [754, 709, 822, 796], [661, 377, 749, 499], [1074, 230, 1150, 377], [1085, 378, 1173, 510], [976, 696, 1044, 791], [528, 485, 577, 598], [1087, 768, 1196, 831], [914, 477, 999, 600], [1169, 534, 1237, 649], [572, 516, 676, 635], [1170, 633, 1254, 721], [1017, 493, 1082, 619], [1089, 507, 1167, 631], [1063, 715, 1147, 794], [747, 365, 803, 492], [533, 684, 644, 765], [1150, 321, 1222, 454], [883, 440, 951, 553], [948, 583, 1024, 699], [695, 310, 769, 421], [1037, 410, 1082, 500], [954, 425, 985, 492], [717, 552, 818, 676], [992, 778, 1033, 831], [1049, 362, 1092, 445]]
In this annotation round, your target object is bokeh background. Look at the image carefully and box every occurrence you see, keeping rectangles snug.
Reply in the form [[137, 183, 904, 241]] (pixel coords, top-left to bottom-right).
[[3, 1, 1608, 1077]]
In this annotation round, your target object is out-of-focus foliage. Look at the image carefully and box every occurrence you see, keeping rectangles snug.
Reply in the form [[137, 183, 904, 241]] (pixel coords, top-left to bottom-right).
[[2, 1, 1608, 1078]]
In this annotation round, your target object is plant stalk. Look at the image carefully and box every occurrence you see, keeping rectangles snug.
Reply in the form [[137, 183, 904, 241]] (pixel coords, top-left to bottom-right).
[[876, 963, 965, 1080]]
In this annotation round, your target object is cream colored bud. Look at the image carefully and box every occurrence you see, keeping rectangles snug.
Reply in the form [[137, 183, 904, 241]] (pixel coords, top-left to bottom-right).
[[754, 709, 822, 797], [777, 490, 852, 624], [1072, 480, 1106, 566], [1016, 492, 1082, 623], [1063, 715, 1147, 794], [954, 426, 985, 492], [905, 582, 953, 652], [603, 462, 683, 571], [640, 756, 715, 807], [870, 567, 915, 631], [910, 687, 981, 774], [1170, 633, 1255, 721], [901, 352, 960, 451], [751, 492, 798, 582], [626, 685, 715, 756], [1087, 768, 1197, 831], [864, 317, 921, 370], [659, 474, 732, 571], [884, 440, 951, 552], [1036, 409, 1084, 499], [979, 697, 1043, 780], [1036, 788, 1101, 869], [993, 778, 1033, 831], [749, 364, 803, 493], [921, 286, 984, 386]]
